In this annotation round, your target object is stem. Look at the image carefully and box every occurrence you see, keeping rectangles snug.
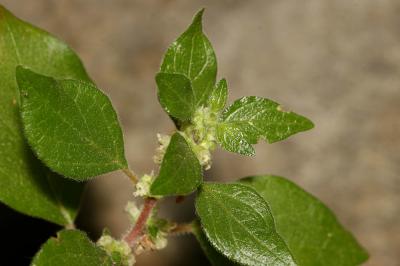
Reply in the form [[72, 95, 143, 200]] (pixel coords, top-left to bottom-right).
[[123, 168, 139, 184], [169, 222, 193, 236], [64, 220, 76, 230], [124, 197, 157, 247]]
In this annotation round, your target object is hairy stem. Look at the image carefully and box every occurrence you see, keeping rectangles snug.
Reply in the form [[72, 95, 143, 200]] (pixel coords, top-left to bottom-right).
[[124, 197, 157, 247]]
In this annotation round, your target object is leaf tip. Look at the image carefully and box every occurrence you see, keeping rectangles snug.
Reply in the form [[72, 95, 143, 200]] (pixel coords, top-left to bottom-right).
[[190, 8, 205, 32], [306, 118, 315, 130], [15, 65, 33, 92], [296, 116, 315, 135], [15, 66, 47, 99], [219, 78, 227, 86], [215, 78, 227, 92], [15, 65, 28, 77], [15, 65, 39, 84]]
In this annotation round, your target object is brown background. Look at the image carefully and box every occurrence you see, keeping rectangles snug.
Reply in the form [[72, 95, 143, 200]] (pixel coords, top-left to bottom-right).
[[2, 0, 399, 265]]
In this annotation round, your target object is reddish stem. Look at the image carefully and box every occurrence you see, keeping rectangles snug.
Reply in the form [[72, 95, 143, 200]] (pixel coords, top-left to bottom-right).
[[124, 197, 157, 247]]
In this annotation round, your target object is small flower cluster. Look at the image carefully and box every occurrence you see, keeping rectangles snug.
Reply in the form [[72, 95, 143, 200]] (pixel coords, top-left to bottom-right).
[[97, 232, 135, 266], [182, 106, 218, 170]]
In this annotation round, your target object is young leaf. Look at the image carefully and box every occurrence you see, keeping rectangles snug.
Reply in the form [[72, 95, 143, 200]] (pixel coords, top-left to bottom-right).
[[216, 125, 255, 156], [208, 78, 228, 112], [17, 67, 128, 180], [217, 96, 314, 155], [160, 9, 217, 108], [32, 230, 113, 266], [195, 183, 296, 266], [0, 5, 87, 225], [156, 72, 195, 120], [151, 133, 202, 196], [192, 220, 238, 266], [241, 175, 369, 266]]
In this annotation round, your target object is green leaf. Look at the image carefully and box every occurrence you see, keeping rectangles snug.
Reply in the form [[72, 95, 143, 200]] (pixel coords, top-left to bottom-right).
[[44, 171, 84, 225], [216, 125, 255, 156], [151, 133, 202, 196], [192, 220, 238, 266], [0, 5, 87, 225], [160, 9, 217, 108], [32, 229, 113, 266], [16, 67, 128, 180], [217, 96, 314, 156], [208, 78, 227, 112], [241, 175, 369, 266], [195, 182, 296, 266], [156, 72, 194, 120]]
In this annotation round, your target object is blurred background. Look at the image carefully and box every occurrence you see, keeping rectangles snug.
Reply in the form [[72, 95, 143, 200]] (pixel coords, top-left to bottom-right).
[[0, 0, 399, 265]]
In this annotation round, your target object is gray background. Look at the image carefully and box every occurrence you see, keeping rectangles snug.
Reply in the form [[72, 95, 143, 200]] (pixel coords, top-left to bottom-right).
[[2, 0, 399, 265]]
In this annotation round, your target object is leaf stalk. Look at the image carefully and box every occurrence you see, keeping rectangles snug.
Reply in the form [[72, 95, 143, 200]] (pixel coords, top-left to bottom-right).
[[123, 168, 139, 184]]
